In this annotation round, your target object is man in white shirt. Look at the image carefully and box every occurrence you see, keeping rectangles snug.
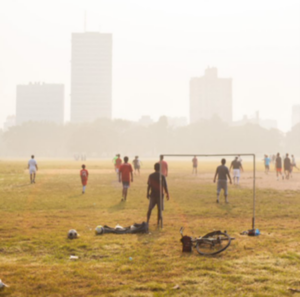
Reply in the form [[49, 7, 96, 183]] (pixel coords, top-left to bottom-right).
[[28, 155, 38, 184]]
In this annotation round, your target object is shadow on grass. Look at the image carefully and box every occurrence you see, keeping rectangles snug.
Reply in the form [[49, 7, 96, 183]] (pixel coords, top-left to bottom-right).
[[12, 183, 31, 188], [107, 200, 127, 212]]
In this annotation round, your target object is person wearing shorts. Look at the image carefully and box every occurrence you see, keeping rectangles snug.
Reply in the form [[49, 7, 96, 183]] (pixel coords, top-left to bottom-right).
[[119, 156, 133, 201], [284, 153, 291, 180], [276, 153, 284, 180], [80, 164, 89, 194], [192, 156, 198, 175], [230, 157, 243, 185], [146, 162, 169, 226], [132, 156, 141, 175], [213, 158, 232, 203], [28, 155, 38, 184], [264, 155, 271, 174]]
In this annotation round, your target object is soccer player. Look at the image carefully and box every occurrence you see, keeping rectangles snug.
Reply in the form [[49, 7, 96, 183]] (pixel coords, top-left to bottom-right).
[[264, 155, 271, 174], [159, 155, 168, 177], [213, 159, 232, 204], [119, 156, 133, 201], [28, 155, 38, 184], [192, 156, 198, 175], [80, 164, 89, 194], [284, 153, 291, 180], [115, 154, 122, 179], [147, 162, 169, 226], [230, 156, 243, 185], [132, 156, 141, 175], [275, 153, 284, 180]]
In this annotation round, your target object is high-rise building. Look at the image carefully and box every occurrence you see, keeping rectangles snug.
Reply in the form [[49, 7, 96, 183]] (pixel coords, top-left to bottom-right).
[[71, 32, 112, 122], [16, 83, 64, 125], [292, 105, 300, 127], [190, 67, 232, 123]]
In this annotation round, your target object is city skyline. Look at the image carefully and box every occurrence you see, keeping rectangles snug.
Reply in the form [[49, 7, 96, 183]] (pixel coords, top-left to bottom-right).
[[0, 0, 299, 132]]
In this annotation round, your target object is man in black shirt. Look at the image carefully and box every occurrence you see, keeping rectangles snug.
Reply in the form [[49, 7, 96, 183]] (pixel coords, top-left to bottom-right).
[[213, 158, 232, 203], [230, 157, 244, 185], [284, 153, 291, 180], [146, 163, 169, 226]]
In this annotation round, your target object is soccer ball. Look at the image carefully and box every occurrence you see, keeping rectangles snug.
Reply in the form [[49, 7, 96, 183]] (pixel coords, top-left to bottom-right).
[[68, 229, 78, 239], [95, 225, 104, 235]]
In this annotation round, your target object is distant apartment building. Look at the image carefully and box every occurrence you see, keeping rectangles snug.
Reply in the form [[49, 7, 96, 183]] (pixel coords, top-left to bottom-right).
[[190, 67, 232, 123], [167, 117, 187, 128], [292, 105, 300, 127], [138, 115, 154, 126], [71, 32, 112, 122], [231, 112, 278, 130], [16, 83, 64, 125]]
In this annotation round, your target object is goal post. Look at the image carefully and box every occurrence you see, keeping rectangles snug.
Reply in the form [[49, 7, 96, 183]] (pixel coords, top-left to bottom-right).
[[159, 153, 256, 230]]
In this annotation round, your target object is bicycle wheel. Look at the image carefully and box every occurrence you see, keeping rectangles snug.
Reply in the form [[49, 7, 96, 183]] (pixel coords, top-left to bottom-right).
[[196, 231, 231, 256]]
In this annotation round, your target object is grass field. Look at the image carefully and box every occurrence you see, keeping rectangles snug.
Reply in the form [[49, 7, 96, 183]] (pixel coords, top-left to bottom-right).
[[0, 159, 300, 296]]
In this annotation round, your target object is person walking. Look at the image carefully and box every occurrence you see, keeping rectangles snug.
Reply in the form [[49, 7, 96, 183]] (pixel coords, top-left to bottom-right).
[[192, 156, 198, 175], [275, 153, 284, 180], [80, 164, 89, 194], [119, 156, 133, 201], [264, 155, 271, 174], [132, 156, 141, 175], [284, 153, 291, 180], [146, 162, 169, 227], [28, 155, 38, 184], [213, 159, 232, 204]]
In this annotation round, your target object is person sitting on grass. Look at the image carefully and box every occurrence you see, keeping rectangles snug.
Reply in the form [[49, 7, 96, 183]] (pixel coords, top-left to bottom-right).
[[80, 164, 89, 194], [119, 156, 133, 201], [213, 158, 232, 204], [146, 162, 169, 227]]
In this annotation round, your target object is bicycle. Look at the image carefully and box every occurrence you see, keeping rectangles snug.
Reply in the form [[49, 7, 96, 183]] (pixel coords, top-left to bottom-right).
[[180, 227, 235, 255]]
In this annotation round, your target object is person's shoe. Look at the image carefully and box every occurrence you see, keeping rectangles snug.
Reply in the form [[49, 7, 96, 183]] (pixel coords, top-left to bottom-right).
[[216, 199, 219, 203], [121, 198, 124, 201]]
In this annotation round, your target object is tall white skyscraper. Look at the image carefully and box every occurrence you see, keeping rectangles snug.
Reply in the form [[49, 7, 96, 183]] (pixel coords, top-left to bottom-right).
[[190, 67, 232, 124], [71, 32, 112, 122], [16, 83, 64, 125], [292, 105, 300, 127]]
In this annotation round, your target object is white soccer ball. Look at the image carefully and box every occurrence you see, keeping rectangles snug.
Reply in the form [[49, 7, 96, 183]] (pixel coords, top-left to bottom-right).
[[68, 229, 78, 239], [95, 225, 104, 235]]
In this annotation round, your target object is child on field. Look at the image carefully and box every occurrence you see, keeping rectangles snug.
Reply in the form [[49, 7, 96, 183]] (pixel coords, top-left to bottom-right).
[[80, 164, 89, 194]]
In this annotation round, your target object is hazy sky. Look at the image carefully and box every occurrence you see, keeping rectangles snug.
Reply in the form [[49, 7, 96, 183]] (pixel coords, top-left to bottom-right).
[[0, 0, 299, 131]]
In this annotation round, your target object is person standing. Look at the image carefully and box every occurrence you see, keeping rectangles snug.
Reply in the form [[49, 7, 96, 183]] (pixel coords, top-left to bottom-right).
[[159, 155, 168, 177], [192, 156, 198, 175], [119, 156, 133, 201], [213, 159, 232, 204], [284, 153, 291, 180], [264, 155, 271, 174], [146, 163, 169, 226], [230, 157, 243, 185], [275, 153, 284, 180], [115, 154, 122, 179], [132, 156, 141, 175], [28, 155, 38, 184], [80, 164, 89, 194]]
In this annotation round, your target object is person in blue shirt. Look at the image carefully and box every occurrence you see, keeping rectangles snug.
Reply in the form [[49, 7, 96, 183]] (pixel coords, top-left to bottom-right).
[[264, 155, 271, 174]]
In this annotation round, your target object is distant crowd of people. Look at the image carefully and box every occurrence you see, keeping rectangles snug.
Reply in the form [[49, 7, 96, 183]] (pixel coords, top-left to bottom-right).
[[264, 153, 299, 180]]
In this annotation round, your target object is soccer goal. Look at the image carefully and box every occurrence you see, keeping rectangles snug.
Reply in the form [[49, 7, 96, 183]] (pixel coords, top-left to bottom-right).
[[159, 153, 256, 229]]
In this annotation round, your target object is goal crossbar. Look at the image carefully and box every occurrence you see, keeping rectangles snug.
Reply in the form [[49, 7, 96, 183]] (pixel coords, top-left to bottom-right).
[[159, 153, 256, 229]]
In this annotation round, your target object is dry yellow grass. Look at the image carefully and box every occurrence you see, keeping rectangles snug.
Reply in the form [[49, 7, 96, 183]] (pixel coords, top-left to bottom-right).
[[0, 159, 300, 296]]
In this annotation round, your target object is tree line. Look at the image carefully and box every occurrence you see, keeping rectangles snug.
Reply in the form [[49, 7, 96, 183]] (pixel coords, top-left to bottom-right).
[[0, 117, 299, 158]]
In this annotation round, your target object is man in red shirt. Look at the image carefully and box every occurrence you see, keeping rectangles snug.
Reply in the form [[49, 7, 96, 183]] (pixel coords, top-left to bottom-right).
[[80, 164, 89, 194], [119, 156, 133, 201], [159, 155, 168, 177]]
